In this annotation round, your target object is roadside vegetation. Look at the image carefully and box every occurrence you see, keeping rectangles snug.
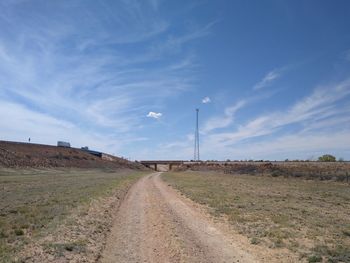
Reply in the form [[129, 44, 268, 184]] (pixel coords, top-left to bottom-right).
[[318, 154, 337, 162], [0, 168, 146, 262], [163, 171, 350, 262], [178, 161, 350, 182]]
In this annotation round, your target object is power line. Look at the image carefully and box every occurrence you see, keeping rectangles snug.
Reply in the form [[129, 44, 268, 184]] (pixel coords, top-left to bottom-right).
[[194, 108, 200, 161]]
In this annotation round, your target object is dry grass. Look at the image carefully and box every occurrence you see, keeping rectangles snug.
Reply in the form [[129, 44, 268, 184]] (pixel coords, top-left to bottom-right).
[[0, 168, 145, 262], [163, 171, 350, 262]]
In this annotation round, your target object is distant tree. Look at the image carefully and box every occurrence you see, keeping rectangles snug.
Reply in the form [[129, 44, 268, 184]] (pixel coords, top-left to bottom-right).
[[338, 157, 344, 162], [318, 154, 336, 162]]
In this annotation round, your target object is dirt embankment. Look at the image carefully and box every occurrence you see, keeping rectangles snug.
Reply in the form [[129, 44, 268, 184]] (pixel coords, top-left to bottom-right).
[[175, 161, 350, 181], [0, 140, 146, 170]]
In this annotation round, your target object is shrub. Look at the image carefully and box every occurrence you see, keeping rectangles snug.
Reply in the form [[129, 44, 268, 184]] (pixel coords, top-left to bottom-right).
[[308, 255, 322, 262], [250, 237, 260, 245], [318, 154, 336, 162], [14, 229, 24, 236], [271, 170, 281, 177]]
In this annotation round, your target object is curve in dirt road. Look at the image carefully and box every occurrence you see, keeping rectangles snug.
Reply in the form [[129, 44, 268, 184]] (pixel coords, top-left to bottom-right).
[[100, 172, 257, 263]]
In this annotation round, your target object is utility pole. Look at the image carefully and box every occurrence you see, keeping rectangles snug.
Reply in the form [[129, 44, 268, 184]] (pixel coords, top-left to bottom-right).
[[194, 108, 200, 161]]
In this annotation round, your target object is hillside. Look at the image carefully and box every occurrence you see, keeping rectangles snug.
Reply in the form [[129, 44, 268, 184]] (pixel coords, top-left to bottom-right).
[[0, 140, 145, 170]]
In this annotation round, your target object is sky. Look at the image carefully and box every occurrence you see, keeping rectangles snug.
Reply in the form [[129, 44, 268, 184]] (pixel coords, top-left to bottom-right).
[[0, 0, 350, 161]]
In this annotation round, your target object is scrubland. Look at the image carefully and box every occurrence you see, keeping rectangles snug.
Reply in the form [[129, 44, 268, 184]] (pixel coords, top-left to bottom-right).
[[163, 171, 350, 262], [0, 168, 145, 262]]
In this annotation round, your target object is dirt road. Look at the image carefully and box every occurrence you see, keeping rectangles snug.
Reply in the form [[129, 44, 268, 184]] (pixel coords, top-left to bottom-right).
[[100, 173, 256, 263]]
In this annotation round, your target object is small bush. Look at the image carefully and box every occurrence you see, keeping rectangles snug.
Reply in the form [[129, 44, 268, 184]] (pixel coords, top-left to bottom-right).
[[308, 255, 322, 262], [64, 244, 74, 251], [271, 238, 284, 248], [250, 237, 260, 245], [14, 229, 24, 236], [46, 242, 86, 254], [271, 170, 281, 177]]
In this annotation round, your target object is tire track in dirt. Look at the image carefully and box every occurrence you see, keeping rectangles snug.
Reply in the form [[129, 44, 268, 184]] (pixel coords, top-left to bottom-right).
[[100, 173, 257, 263]]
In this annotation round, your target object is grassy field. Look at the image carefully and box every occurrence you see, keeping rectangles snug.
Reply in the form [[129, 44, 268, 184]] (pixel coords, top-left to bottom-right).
[[0, 168, 145, 262], [163, 171, 350, 262]]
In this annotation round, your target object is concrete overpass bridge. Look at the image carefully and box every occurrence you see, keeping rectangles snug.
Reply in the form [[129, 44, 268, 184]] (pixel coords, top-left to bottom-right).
[[139, 160, 186, 171]]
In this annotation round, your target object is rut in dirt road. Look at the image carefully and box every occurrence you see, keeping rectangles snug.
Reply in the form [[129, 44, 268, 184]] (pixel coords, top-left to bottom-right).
[[100, 173, 257, 263]]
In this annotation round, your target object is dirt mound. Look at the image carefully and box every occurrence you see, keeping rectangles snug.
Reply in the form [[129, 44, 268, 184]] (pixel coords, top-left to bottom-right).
[[0, 140, 146, 170]]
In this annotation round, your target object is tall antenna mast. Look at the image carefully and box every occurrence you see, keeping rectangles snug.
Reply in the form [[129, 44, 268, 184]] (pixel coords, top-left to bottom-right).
[[194, 108, 200, 161]]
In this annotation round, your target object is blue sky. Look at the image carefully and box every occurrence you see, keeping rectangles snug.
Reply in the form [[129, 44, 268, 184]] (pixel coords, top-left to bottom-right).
[[0, 0, 350, 160]]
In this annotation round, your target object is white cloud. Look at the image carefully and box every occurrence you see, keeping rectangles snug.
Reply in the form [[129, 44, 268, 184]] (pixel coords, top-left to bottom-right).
[[202, 96, 211, 104], [147, 111, 162, 119], [253, 69, 280, 90]]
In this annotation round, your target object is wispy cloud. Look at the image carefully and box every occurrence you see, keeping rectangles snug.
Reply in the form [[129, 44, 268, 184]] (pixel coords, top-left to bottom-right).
[[150, 20, 218, 56], [0, 0, 214, 154], [0, 100, 129, 153], [253, 69, 281, 90], [203, 100, 246, 133], [207, 78, 350, 147], [202, 131, 350, 160], [155, 78, 350, 160]]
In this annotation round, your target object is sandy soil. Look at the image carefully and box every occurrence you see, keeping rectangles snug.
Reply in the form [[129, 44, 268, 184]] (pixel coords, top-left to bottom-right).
[[100, 172, 257, 263]]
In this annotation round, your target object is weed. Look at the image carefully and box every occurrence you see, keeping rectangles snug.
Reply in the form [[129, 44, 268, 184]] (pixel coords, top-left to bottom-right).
[[271, 238, 284, 248], [250, 237, 260, 245], [44, 241, 86, 256], [308, 255, 322, 262], [271, 170, 281, 177], [14, 229, 24, 236]]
